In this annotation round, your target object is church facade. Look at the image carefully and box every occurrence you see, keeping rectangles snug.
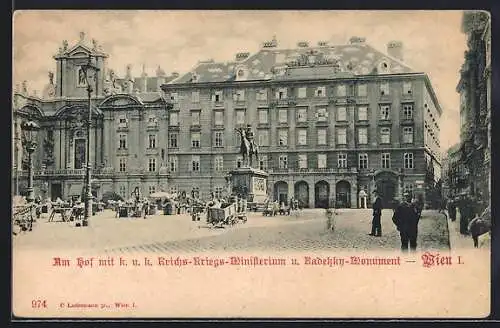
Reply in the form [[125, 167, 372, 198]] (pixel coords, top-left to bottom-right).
[[13, 32, 177, 201]]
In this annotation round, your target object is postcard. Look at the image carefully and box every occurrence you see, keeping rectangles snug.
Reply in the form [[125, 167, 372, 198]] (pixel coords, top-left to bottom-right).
[[12, 10, 491, 319]]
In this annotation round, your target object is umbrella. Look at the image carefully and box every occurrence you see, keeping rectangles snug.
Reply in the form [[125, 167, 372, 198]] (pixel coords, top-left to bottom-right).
[[149, 191, 173, 199]]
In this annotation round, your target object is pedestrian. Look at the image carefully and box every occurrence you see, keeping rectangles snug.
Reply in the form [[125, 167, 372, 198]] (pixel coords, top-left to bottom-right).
[[392, 191, 420, 252], [368, 190, 382, 237], [143, 199, 149, 219], [458, 195, 474, 235], [448, 199, 457, 222]]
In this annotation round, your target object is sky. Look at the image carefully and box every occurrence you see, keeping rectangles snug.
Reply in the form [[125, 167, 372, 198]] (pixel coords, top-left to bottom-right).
[[13, 10, 468, 151]]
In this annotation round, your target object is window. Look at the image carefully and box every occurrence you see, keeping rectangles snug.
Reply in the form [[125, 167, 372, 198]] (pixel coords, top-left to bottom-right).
[[118, 115, 128, 128], [337, 85, 346, 97], [236, 110, 245, 125], [278, 109, 288, 123], [149, 185, 156, 195], [147, 115, 157, 127], [297, 108, 307, 122], [119, 134, 127, 149], [337, 107, 347, 121], [169, 156, 177, 172], [236, 156, 243, 168], [357, 84, 367, 97], [316, 107, 328, 121], [191, 111, 200, 126], [403, 127, 414, 144], [169, 112, 179, 126], [403, 104, 413, 119], [119, 185, 127, 199], [318, 154, 327, 169], [298, 129, 307, 145], [358, 106, 368, 121], [214, 155, 224, 172], [169, 185, 178, 195], [404, 153, 414, 169], [359, 153, 368, 169], [315, 86, 326, 97], [170, 92, 178, 102], [256, 89, 267, 101], [403, 81, 412, 95], [380, 82, 390, 95], [148, 158, 156, 172], [148, 134, 156, 149], [214, 111, 224, 125], [279, 155, 288, 169], [358, 128, 368, 144], [234, 89, 245, 102], [380, 128, 391, 144], [259, 155, 268, 171], [119, 158, 126, 172], [214, 131, 224, 147], [298, 87, 307, 98], [258, 109, 268, 124], [298, 154, 308, 169], [214, 186, 224, 199], [276, 88, 287, 99], [381, 153, 391, 169], [169, 133, 178, 148], [278, 130, 288, 146], [192, 156, 200, 172], [337, 128, 347, 145], [258, 130, 269, 146], [403, 183, 414, 196], [380, 105, 391, 120], [192, 91, 200, 103], [317, 129, 327, 145], [213, 91, 223, 102], [338, 153, 347, 168], [191, 132, 201, 148]]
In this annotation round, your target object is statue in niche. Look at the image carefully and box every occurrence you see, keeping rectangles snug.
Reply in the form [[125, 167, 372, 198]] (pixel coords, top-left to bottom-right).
[[48, 71, 54, 85], [62, 40, 68, 51]]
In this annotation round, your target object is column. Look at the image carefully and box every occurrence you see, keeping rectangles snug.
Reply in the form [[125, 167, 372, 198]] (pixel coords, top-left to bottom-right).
[[287, 180, 294, 206], [308, 179, 315, 208], [350, 178, 357, 208], [54, 125, 61, 170]]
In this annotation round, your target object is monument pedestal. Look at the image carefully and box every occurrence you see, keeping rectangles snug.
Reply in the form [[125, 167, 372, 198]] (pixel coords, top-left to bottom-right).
[[228, 167, 269, 203]]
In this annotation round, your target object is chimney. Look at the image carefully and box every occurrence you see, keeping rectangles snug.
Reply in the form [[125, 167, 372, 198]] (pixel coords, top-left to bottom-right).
[[387, 41, 404, 61], [317, 41, 329, 47], [297, 41, 309, 48], [262, 35, 278, 48], [349, 36, 366, 45], [156, 65, 166, 91], [235, 52, 250, 62]]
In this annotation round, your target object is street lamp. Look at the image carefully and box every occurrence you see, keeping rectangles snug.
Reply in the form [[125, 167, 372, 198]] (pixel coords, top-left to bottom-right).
[[80, 54, 100, 227], [21, 120, 40, 203]]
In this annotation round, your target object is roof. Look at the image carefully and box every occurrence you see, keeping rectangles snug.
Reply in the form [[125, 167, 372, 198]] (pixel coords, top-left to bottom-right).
[[170, 43, 415, 85]]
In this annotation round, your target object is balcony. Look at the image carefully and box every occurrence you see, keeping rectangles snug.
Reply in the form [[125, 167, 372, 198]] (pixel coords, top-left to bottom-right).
[[211, 100, 224, 108], [146, 123, 159, 131], [270, 98, 294, 107], [400, 117, 414, 126], [378, 119, 392, 126], [117, 124, 129, 132], [234, 99, 246, 108], [256, 99, 269, 108]]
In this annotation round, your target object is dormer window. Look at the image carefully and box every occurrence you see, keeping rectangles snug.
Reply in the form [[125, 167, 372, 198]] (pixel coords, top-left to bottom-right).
[[256, 89, 268, 101], [379, 61, 389, 73]]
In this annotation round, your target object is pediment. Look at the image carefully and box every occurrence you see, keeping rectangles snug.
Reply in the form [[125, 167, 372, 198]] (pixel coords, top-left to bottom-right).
[[17, 104, 44, 118], [68, 45, 92, 58], [99, 95, 142, 107]]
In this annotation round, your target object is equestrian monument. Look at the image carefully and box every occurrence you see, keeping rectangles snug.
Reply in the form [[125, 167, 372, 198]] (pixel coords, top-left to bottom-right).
[[227, 125, 269, 205]]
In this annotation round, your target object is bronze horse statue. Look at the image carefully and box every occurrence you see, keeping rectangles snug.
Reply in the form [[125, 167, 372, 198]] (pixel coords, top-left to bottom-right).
[[235, 126, 259, 167]]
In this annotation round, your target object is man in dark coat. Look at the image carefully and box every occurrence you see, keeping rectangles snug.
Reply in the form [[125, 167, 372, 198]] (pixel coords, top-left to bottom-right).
[[369, 190, 383, 237], [447, 199, 457, 221], [392, 192, 420, 252]]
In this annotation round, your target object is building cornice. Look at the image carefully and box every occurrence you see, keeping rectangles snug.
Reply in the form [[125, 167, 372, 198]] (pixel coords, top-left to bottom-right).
[[161, 72, 427, 91]]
